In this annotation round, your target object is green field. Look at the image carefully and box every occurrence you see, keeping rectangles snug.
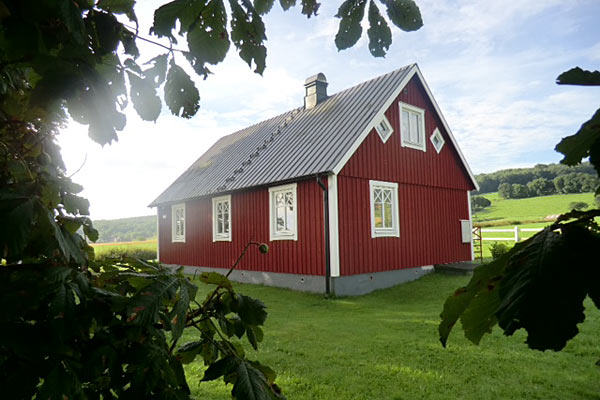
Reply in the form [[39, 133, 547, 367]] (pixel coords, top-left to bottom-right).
[[473, 192, 596, 224], [182, 274, 600, 399], [91, 240, 157, 258]]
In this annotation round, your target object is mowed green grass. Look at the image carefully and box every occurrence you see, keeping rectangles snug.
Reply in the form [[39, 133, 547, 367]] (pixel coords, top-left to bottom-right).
[[182, 274, 600, 399], [473, 192, 596, 224]]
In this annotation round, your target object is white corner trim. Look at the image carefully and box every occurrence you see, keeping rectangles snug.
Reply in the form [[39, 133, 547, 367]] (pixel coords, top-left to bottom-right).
[[430, 127, 445, 154], [328, 174, 340, 277], [467, 191, 474, 260], [332, 65, 418, 175], [268, 183, 298, 241], [171, 203, 185, 243], [369, 180, 400, 238], [156, 207, 160, 261], [399, 101, 426, 152], [212, 194, 232, 242]]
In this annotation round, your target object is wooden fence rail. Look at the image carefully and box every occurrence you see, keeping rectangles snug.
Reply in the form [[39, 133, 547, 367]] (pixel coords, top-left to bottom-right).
[[479, 226, 543, 242]]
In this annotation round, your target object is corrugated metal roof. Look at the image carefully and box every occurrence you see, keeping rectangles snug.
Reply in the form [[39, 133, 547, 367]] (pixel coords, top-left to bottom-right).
[[150, 65, 415, 207]]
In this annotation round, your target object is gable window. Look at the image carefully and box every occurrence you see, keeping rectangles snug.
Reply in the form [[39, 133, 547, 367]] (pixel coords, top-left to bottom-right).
[[375, 115, 394, 143], [172, 203, 185, 243], [369, 180, 399, 238], [212, 195, 231, 242], [269, 183, 298, 241], [400, 102, 426, 151], [430, 128, 445, 153]]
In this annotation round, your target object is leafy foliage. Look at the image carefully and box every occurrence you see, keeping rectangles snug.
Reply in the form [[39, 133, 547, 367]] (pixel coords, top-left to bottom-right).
[[0, 0, 425, 398], [335, 0, 422, 57], [440, 66, 600, 362]]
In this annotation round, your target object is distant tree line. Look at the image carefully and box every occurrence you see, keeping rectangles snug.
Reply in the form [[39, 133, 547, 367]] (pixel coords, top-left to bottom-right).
[[94, 215, 157, 243], [476, 162, 599, 199]]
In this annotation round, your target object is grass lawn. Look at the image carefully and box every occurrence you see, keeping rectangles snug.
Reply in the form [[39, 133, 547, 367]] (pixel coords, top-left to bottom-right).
[[473, 192, 596, 224], [181, 274, 600, 399]]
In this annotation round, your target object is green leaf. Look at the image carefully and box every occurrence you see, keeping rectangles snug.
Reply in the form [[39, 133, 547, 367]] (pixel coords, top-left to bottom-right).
[[128, 72, 162, 121], [438, 250, 510, 347], [555, 108, 600, 173], [198, 271, 233, 289], [144, 54, 169, 85], [187, 0, 230, 72], [164, 61, 200, 118], [177, 341, 203, 364], [87, 11, 123, 56], [152, 0, 185, 39], [0, 193, 37, 259], [82, 219, 99, 242], [232, 294, 268, 326], [98, 0, 136, 15], [229, 0, 268, 74], [246, 325, 263, 350], [231, 360, 271, 400], [334, 0, 367, 51], [170, 279, 195, 341], [202, 355, 239, 381], [63, 193, 90, 215], [557, 67, 600, 86], [128, 276, 179, 326], [279, 0, 296, 10], [301, 0, 320, 17], [383, 0, 423, 32], [120, 29, 140, 58], [255, 0, 275, 14], [496, 225, 599, 351], [367, 0, 391, 57], [58, 0, 87, 44]]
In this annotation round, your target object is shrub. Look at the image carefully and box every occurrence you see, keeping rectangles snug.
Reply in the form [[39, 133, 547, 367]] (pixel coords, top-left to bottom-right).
[[96, 247, 157, 260], [490, 242, 510, 259], [471, 196, 492, 209], [568, 201, 589, 211]]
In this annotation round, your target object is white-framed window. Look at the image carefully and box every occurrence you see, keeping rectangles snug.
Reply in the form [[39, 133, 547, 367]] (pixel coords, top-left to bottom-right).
[[171, 203, 185, 243], [212, 195, 231, 242], [269, 183, 298, 241], [430, 127, 445, 153], [399, 102, 426, 152], [375, 115, 394, 143], [369, 180, 399, 238]]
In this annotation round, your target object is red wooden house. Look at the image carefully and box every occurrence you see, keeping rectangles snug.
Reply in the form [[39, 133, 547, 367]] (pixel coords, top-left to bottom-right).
[[150, 64, 479, 295]]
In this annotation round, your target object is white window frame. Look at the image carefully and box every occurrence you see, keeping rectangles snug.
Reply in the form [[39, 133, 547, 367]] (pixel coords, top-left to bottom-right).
[[369, 180, 400, 238], [171, 203, 185, 243], [375, 115, 394, 143], [212, 195, 232, 242], [269, 183, 298, 241], [399, 102, 426, 152], [430, 127, 445, 154]]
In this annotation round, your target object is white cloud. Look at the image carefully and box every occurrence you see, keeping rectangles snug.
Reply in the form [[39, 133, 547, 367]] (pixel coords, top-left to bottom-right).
[[57, 0, 600, 219]]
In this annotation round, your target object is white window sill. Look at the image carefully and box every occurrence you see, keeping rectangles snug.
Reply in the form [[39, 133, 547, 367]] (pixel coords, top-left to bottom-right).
[[372, 230, 399, 238], [213, 235, 232, 242], [401, 141, 426, 152]]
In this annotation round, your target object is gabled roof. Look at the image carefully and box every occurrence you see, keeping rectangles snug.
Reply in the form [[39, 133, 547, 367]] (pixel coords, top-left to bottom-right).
[[150, 64, 477, 207]]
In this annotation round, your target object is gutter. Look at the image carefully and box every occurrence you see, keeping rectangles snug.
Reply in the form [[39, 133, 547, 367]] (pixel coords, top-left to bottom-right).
[[316, 175, 331, 295]]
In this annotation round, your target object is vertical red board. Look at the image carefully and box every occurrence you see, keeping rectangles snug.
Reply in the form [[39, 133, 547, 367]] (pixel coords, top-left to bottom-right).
[[158, 179, 325, 276], [337, 75, 473, 275], [337, 176, 471, 275]]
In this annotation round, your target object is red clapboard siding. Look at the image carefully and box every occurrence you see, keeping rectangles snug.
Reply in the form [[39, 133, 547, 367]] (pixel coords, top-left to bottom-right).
[[337, 175, 471, 276], [158, 179, 325, 276], [340, 76, 474, 191]]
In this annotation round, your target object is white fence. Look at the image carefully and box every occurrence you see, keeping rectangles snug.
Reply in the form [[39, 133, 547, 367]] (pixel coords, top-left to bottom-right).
[[480, 226, 543, 242]]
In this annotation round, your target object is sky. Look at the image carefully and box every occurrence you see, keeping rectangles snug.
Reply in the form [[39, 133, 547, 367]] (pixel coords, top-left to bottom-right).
[[58, 0, 600, 220]]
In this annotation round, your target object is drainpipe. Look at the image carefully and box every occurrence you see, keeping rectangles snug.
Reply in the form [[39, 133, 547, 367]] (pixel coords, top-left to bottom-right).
[[316, 175, 331, 295]]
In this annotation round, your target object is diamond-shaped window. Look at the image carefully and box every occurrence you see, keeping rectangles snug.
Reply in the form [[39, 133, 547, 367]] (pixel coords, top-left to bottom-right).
[[430, 128, 445, 153], [375, 115, 394, 143]]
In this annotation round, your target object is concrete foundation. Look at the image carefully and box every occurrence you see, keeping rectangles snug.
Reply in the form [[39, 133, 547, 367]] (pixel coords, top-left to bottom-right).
[[173, 264, 434, 296]]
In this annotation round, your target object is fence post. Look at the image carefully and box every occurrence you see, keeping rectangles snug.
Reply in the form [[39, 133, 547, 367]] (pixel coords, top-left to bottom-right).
[[514, 226, 520, 242]]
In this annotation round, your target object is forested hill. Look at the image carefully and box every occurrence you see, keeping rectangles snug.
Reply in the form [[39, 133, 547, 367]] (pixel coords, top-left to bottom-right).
[[94, 215, 156, 243], [475, 162, 599, 197]]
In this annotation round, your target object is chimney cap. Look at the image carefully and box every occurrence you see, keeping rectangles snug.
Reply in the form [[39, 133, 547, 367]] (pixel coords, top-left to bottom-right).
[[304, 73, 327, 86]]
